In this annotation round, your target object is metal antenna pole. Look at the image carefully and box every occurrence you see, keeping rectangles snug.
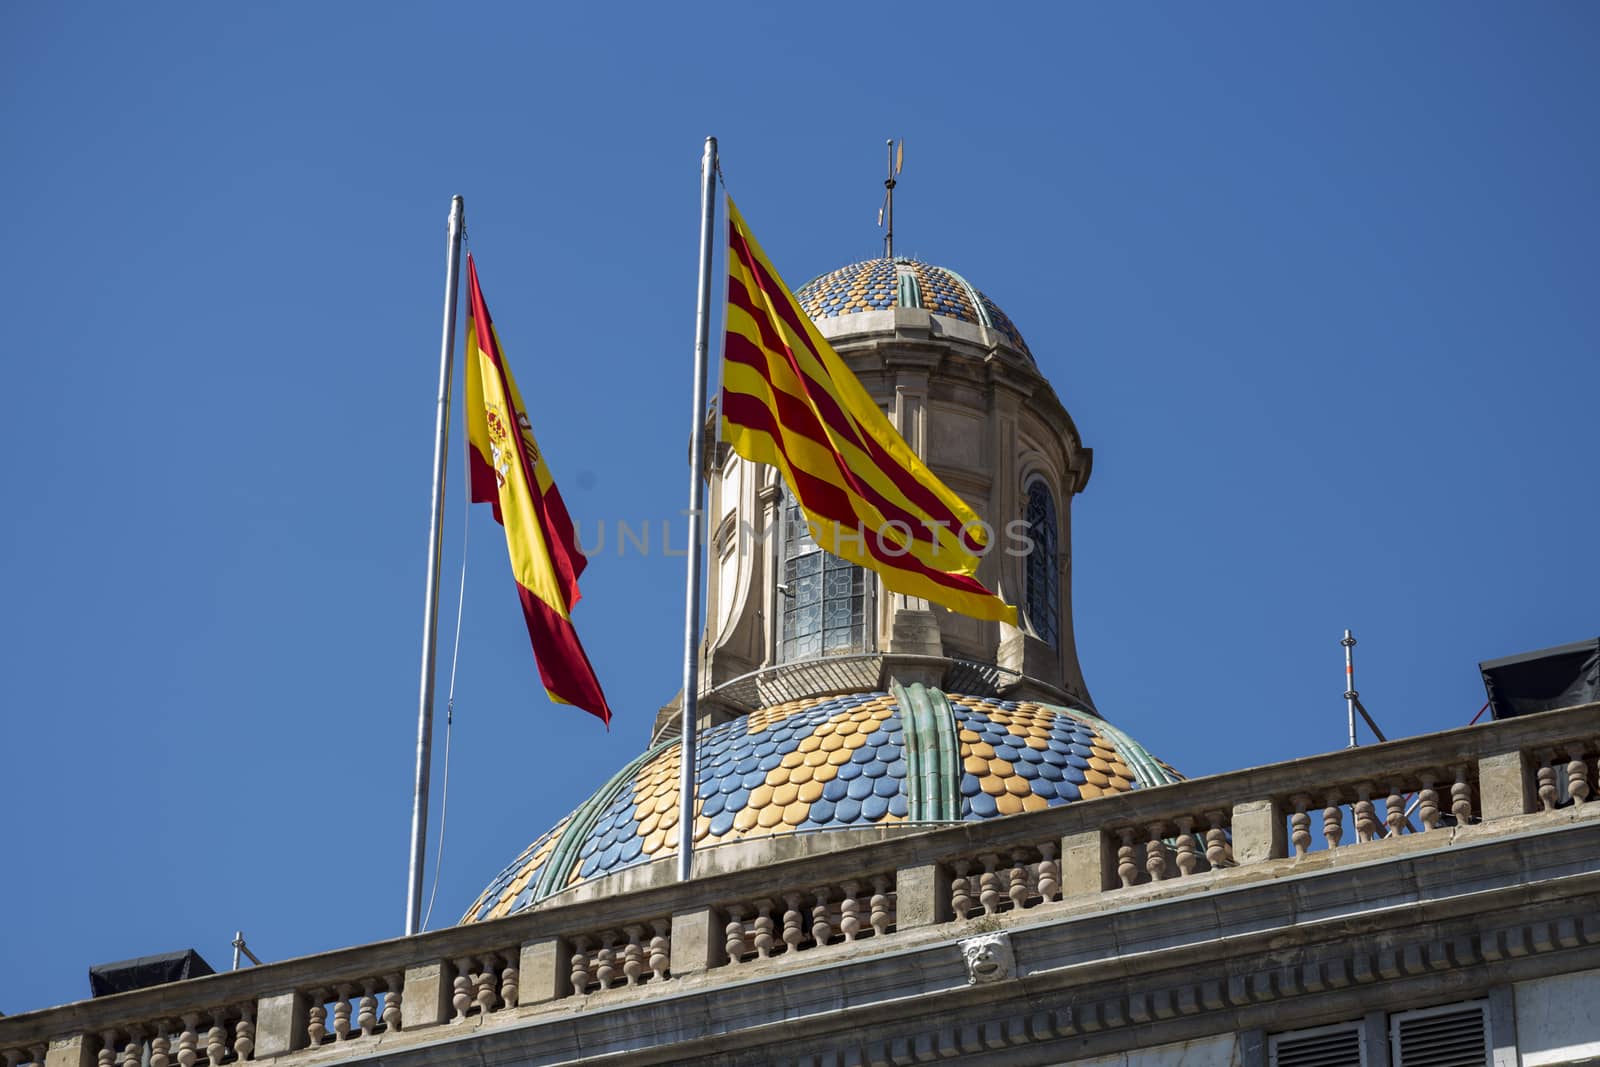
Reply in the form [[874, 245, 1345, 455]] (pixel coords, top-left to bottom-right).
[[1343, 629, 1358, 748], [883, 138, 897, 258], [407, 195, 465, 935], [677, 138, 718, 883]]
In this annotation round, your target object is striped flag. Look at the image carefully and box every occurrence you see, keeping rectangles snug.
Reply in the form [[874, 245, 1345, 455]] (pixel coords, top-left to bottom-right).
[[464, 255, 613, 726], [719, 197, 1018, 625]]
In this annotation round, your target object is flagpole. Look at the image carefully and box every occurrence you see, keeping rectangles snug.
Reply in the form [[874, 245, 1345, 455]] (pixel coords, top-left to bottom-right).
[[407, 194, 465, 934], [677, 137, 717, 882]]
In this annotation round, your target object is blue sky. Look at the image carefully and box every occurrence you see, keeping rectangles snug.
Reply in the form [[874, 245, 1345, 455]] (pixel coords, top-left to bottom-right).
[[3, 2, 1597, 1014]]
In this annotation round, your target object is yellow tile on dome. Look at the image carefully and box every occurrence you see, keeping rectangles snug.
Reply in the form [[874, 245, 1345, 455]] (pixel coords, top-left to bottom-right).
[[638, 811, 660, 837], [782, 800, 810, 825], [757, 805, 784, 829], [980, 775, 1005, 796], [1109, 776, 1134, 792], [653, 793, 675, 815], [804, 749, 829, 767], [643, 828, 667, 853], [970, 741, 996, 759], [826, 748, 852, 767], [694, 816, 710, 841], [987, 757, 1012, 777], [749, 783, 774, 808], [835, 719, 860, 736], [660, 806, 679, 828], [995, 792, 1024, 816], [814, 762, 839, 782], [959, 728, 981, 743], [843, 734, 869, 750], [1088, 756, 1112, 773], [1084, 769, 1111, 788], [790, 764, 815, 785], [780, 751, 806, 769], [734, 807, 759, 832], [1079, 782, 1103, 800], [773, 783, 799, 806], [963, 755, 988, 774], [1022, 794, 1050, 813], [766, 765, 789, 788], [1025, 735, 1049, 751], [798, 780, 824, 803], [797, 735, 823, 754], [815, 721, 837, 737], [1004, 776, 1031, 797], [1109, 762, 1133, 780], [819, 734, 844, 753]]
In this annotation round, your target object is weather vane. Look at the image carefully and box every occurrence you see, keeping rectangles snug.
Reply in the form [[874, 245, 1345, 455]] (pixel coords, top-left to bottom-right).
[[877, 138, 904, 258]]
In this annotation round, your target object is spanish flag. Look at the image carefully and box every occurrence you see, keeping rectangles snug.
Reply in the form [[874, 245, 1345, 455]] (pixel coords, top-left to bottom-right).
[[720, 197, 1017, 625], [464, 255, 613, 726]]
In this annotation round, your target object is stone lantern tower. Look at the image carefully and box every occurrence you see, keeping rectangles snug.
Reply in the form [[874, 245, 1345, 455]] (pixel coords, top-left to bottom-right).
[[699, 257, 1094, 713]]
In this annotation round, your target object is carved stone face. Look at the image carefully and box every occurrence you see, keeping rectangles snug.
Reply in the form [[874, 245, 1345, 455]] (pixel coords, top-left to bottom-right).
[[959, 932, 1014, 985]]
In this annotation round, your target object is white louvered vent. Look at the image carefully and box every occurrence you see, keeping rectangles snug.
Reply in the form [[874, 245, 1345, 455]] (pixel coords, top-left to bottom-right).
[[1391, 1000, 1491, 1067], [1270, 1021, 1366, 1067]]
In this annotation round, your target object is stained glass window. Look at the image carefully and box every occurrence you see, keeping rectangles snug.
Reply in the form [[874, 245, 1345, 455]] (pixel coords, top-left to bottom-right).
[[779, 495, 866, 662], [1025, 479, 1059, 647]]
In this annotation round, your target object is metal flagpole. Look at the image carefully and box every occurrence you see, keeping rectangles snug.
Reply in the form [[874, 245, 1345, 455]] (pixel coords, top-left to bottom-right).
[[1343, 629, 1358, 748], [677, 137, 718, 882], [407, 195, 466, 934]]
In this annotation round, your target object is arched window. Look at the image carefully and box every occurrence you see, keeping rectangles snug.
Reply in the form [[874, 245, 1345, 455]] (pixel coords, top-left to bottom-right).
[[778, 493, 867, 662], [1024, 478, 1059, 647]]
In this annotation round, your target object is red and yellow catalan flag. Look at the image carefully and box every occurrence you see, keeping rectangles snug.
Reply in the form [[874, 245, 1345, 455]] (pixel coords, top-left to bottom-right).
[[464, 255, 613, 726], [719, 197, 1017, 625]]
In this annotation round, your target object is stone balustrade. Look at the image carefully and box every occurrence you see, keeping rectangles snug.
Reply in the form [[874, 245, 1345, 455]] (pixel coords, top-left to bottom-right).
[[3, 702, 1594, 1067]]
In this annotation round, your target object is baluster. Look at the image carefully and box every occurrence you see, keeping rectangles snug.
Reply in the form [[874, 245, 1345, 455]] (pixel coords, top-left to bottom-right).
[[1116, 828, 1139, 887], [1174, 816, 1199, 876], [751, 903, 775, 958], [1384, 784, 1406, 837], [1322, 790, 1344, 849], [334, 985, 355, 1040], [596, 935, 618, 990], [1144, 823, 1169, 881], [150, 1029, 171, 1067], [177, 1016, 199, 1067], [1008, 848, 1031, 908], [307, 995, 328, 1045], [383, 974, 404, 1031], [1354, 783, 1378, 842], [1289, 795, 1312, 857], [870, 875, 891, 935], [97, 1032, 119, 1067], [569, 937, 592, 995], [475, 955, 500, 1014], [649, 920, 671, 981], [1417, 773, 1440, 831], [451, 962, 473, 1019], [1567, 746, 1592, 805], [1036, 842, 1060, 900], [5, 1051, 24, 1067], [358, 981, 379, 1037], [1203, 811, 1229, 868], [811, 886, 834, 946], [840, 881, 862, 940], [950, 860, 973, 919], [234, 1009, 255, 1061], [1538, 751, 1559, 811], [121, 1029, 142, 1067], [499, 959, 518, 1006], [1451, 765, 1473, 825], [724, 904, 749, 962], [782, 892, 805, 952], [624, 923, 648, 982], [977, 853, 1002, 912], [204, 1020, 225, 1067]]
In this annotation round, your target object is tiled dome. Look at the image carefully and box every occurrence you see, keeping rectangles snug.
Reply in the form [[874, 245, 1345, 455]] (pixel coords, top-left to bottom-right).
[[460, 690, 1179, 924], [795, 258, 1033, 360]]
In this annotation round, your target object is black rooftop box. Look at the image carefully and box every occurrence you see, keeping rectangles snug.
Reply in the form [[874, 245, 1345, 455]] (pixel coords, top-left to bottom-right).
[[1480, 638, 1600, 721], [89, 949, 214, 998]]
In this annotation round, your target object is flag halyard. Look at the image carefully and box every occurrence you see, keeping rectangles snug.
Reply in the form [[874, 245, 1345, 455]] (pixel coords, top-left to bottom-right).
[[465, 255, 613, 725], [718, 197, 1018, 625]]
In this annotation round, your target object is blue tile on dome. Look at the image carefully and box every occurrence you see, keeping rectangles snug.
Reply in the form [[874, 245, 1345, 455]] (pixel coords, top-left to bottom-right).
[[709, 809, 736, 836], [835, 797, 863, 823], [960, 773, 982, 797], [757, 752, 784, 772], [837, 761, 864, 781], [968, 791, 998, 818], [884, 758, 907, 779], [822, 777, 849, 802], [726, 787, 749, 811], [810, 798, 836, 823], [1066, 754, 1091, 771], [1054, 781, 1082, 802], [617, 836, 644, 863], [1037, 761, 1065, 782], [1017, 745, 1045, 764], [872, 776, 899, 798], [1014, 761, 1039, 781], [862, 794, 890, 821], [1030, 778, 1056, 799], [889, 793, 908, 818], [702, 793, 726, 818], [742, 769, 770, 790], [846, 776, 875, 801]]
